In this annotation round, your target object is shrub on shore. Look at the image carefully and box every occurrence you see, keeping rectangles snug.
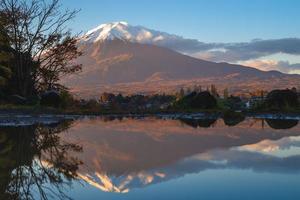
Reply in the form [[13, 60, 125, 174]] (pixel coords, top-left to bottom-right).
[[175, 91, 217, 110]]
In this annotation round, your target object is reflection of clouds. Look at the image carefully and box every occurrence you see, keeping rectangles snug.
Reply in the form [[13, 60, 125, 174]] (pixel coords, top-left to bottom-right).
[[147, 139, 300, 186], [237, 136, 300, 157], [202, 149, 300, 174], [242, 140, 280, 153]]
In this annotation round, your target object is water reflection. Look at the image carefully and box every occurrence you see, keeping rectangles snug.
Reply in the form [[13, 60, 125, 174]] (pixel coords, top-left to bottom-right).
[[0, 116, 300, 199], [59, 117, 300, 194], [0, 120, 82, 200], [266, 119, 299, 129], [222, 115, 245, 127], [179, 118, 217, 128]]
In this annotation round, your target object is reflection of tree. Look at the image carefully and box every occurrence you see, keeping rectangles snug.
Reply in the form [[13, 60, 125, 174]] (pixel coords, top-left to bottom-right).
[[223, 115, 245, 127], [101, 115, 124, 122], [0, 121, 82, 200], [179, 118, 217, 128], [266, 119, 299, 130]]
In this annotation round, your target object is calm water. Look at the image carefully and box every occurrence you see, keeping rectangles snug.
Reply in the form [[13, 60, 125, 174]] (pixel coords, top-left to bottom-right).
[[1, 116, 300, 200]]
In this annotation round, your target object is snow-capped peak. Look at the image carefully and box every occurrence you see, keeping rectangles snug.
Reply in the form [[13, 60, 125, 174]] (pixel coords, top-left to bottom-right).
[[81, 21, 181, 44]]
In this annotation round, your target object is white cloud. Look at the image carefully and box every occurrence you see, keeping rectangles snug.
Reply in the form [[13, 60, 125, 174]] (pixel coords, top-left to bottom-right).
[[238, 60, 300, 74]]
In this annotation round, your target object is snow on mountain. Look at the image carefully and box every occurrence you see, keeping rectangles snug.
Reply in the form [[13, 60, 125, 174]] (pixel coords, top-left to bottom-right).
[[81, 21, 183, 44], [80, 21, 216, 54]]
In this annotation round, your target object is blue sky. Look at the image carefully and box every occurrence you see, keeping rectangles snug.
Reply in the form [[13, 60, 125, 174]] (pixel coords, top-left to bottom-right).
[[63, 0, 300, 74], [64, 0, 300, 43]]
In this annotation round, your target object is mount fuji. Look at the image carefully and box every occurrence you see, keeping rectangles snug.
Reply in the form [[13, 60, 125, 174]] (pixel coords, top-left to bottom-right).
[[80, 21, 204, 53], [62, 22, 300, 98], [81, 21, 177, 43]]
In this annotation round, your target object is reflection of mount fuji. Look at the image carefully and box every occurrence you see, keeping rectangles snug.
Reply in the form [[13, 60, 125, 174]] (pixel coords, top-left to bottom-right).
[[61, 117, 300, 193]]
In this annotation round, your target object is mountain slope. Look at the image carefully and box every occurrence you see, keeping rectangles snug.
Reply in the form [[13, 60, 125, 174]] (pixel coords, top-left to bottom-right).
[[71, 39, 288, 83]]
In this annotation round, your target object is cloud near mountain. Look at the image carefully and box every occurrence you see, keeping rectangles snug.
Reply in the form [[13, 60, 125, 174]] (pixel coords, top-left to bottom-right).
[[239, 60, 300, 74], [189, 38, 300, 62], [174, 37, 300, 74], [166, 37, 300, 74]]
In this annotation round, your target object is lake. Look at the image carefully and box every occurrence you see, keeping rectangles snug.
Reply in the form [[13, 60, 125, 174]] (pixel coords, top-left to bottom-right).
[[1, 115, 300, 200]]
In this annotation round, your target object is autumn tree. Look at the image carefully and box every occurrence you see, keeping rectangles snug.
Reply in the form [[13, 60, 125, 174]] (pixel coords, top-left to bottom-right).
[[178, 88, 185, 99], [0, 0, 82, 97], [186, 87, 192, 95], [193, 85, 202, 93], [210, 84, 219, 97], [223, 88, 229, 99]]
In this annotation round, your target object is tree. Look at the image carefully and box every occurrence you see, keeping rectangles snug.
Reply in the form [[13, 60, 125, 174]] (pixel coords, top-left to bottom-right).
[[40, 90, 61, 107], [185, 87, 192, 95], [210, 84, 219, 97], [0, 0, 82, 97], [193, 85, 202, 93], [251, 89, 266, 98], [291, 87, 297, 93], [0, 64, 11, 88], [178, 88, 185, 99], [100, 92, 115, 103], [0, 17, 11, 89], [265, 89, 299, 109], [226, 95, 243, 110], [223, 88, 229, 99], [177, 91, 217, 109], [190, 91, 217, 109], [38, 35, 82, 91]]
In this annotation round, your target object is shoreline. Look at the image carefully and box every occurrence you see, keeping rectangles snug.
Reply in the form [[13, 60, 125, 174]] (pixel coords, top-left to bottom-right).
[[0, 111, 300, 127]]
